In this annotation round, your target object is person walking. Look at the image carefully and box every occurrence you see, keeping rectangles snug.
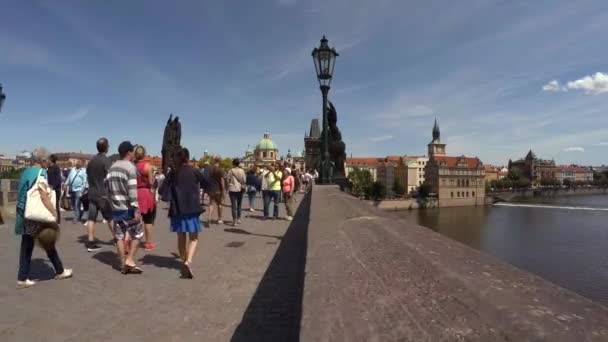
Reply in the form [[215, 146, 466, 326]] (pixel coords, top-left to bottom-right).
[[282, 167, 296, 221], [85, 138, 115, 252], [66, 161, 87, 223], [106, 141, 143, 274], [15, 158, 73, 289], [134, 145, 157, 251], [206, 156, 225, 226], [245, 165, 261, 212], [47, 154, 63, 223], [154, 170, 165, 203], [160, 148, 207, 279], [226, 159, 246, 226], [262, 164, 282, 220]]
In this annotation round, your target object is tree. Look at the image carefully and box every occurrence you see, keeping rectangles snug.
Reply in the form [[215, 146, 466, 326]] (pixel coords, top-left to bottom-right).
[[348, 167, 373, 199], [514, 177, 530, 189], [0, 167, 24, 179], [393, 180, 406, 197], [507, 169, 521, 181], [370, 181, 386, 201], [418, 182, 432, 199], [33, 147, 50, 160], [563, 178, 573, 188]]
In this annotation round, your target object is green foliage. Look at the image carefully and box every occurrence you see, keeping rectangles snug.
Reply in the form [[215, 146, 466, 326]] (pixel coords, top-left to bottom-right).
[[507, 169, 521, 181], [198, 155, 233, 170], [348, 167, 373, 199], [370, 181, 386, 201], [540, 178, 561, 187], [562, 178, 573, 188], [0, 167, 24, 179], [418, 182, 432, 199], [393, 180, 406, 196]]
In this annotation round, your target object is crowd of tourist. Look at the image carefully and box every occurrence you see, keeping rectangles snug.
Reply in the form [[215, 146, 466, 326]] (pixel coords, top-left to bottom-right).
[[10, 137, 318, 289]]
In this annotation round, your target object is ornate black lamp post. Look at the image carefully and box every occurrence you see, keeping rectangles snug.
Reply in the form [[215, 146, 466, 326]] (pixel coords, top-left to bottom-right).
[[0, 84, 6, 112], [312, 35, 339, 184]]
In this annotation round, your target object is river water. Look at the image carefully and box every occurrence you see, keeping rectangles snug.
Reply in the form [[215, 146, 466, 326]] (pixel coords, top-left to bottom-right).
[[400, 194, 608, 306]]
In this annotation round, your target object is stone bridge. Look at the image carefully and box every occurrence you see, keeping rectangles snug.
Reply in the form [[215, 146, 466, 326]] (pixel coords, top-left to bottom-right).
[[0, 186, 607, 341]]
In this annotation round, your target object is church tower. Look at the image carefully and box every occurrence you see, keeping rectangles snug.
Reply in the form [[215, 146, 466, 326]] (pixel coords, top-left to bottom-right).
[[427, 118, 446, 158]]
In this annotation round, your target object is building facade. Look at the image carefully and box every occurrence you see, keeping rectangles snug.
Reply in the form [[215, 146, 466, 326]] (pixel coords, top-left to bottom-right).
[[508, 150, 556, 185], [283, 149, 306, 172], [345, 158, 379, 182], [404, 156, 429, 193], [242, 132, 279, 169], [555, 165, 593, 184], [304, 118, 321, 172], [53, 152, 94, 168], [424, 119, 485, 207], [484, 165, 499, 183]]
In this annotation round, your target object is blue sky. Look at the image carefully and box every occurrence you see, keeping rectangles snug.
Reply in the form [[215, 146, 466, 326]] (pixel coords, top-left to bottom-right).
[[1, 0, 607, 165]]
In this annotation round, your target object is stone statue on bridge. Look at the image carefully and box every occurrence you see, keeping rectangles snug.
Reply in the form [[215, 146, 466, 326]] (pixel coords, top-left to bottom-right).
[[326, 101, 346, 178], [161, 114, 181, 173]]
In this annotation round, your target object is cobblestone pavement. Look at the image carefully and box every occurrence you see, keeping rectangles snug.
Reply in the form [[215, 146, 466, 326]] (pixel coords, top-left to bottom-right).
[[0, 194, 302, 342]]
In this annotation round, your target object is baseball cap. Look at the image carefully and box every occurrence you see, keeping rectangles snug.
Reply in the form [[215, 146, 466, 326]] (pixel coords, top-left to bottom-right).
[[118, 141, 135, 156]]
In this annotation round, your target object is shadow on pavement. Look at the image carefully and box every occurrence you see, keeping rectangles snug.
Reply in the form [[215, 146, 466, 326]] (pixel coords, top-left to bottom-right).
[[139, 254, 182, 270], [91, 250, 121, 271], [230, 191, 311, 342], [76, 235, 114, 246], [29, 259, 58, 281], [224, 228, 282, 240]]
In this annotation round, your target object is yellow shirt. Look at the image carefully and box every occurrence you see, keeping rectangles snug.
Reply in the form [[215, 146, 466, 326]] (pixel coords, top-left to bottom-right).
[[268, 171, 283, 191]]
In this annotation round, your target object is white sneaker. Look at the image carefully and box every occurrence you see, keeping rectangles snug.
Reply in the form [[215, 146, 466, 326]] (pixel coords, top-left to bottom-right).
[[249, 208, 255, 212], [55, 268, 73, 280], [286, 216, 293, 221], [16, 279, 37, 289], [217, 220, 224, 225], [102, 219, 107, 223]]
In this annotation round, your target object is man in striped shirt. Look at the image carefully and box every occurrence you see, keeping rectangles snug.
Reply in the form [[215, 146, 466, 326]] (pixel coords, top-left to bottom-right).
[[107, 141, 143, 274]]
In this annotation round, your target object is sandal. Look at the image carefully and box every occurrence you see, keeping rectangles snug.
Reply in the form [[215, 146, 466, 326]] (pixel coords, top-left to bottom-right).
[[181, 262, 194, 279], [121, 264, 143, 275]]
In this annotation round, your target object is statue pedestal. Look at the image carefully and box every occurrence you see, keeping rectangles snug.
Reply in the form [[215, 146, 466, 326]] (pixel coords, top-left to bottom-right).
[[332, 175, 351, 191]]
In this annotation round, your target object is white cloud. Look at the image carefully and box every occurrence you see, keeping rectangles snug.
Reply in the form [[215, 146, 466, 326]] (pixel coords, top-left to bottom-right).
[[542, 80, 564, 92], [47, 106, 93, 123], [563, 146, 584, 152], [370, 135, 394, 142], [566, 72, 608, 94], [595, 142, 608, 146]]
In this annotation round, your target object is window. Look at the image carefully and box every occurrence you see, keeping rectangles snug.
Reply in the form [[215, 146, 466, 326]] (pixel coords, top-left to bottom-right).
[[457, 179, 460, 187], [466, 179, 470, 187], [270, 152, 274, 158], [262, 152, 267, 158], [457, 192, 460, 197], [472, 191, 475, 197], [451, 192, 454, 198], [466, 191, 469, 197], [419, 180, 422, 185], [442, 179, 446, 185]]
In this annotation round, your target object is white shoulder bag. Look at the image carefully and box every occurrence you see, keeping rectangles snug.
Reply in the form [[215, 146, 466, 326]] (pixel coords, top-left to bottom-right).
[[24, 169, 57, 223]]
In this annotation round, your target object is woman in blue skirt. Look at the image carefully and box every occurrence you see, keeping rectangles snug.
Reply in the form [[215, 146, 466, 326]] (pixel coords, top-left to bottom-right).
[[161, 148, 207, 278]]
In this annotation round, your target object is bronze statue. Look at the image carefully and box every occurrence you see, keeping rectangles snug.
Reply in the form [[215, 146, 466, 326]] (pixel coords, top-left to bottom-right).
[[327, 101, 346, 177], [161, 114, 182, 172]]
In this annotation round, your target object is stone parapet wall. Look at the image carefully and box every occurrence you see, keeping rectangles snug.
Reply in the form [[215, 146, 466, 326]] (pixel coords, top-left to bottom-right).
[[300, 185, 608, 341]]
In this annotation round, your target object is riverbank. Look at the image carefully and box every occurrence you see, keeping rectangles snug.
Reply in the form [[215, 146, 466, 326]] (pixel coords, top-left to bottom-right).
[[368, 187, 608, 211]]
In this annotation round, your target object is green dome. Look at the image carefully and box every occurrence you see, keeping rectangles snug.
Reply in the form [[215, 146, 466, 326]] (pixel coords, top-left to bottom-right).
[[256, 133, 277, 150]]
